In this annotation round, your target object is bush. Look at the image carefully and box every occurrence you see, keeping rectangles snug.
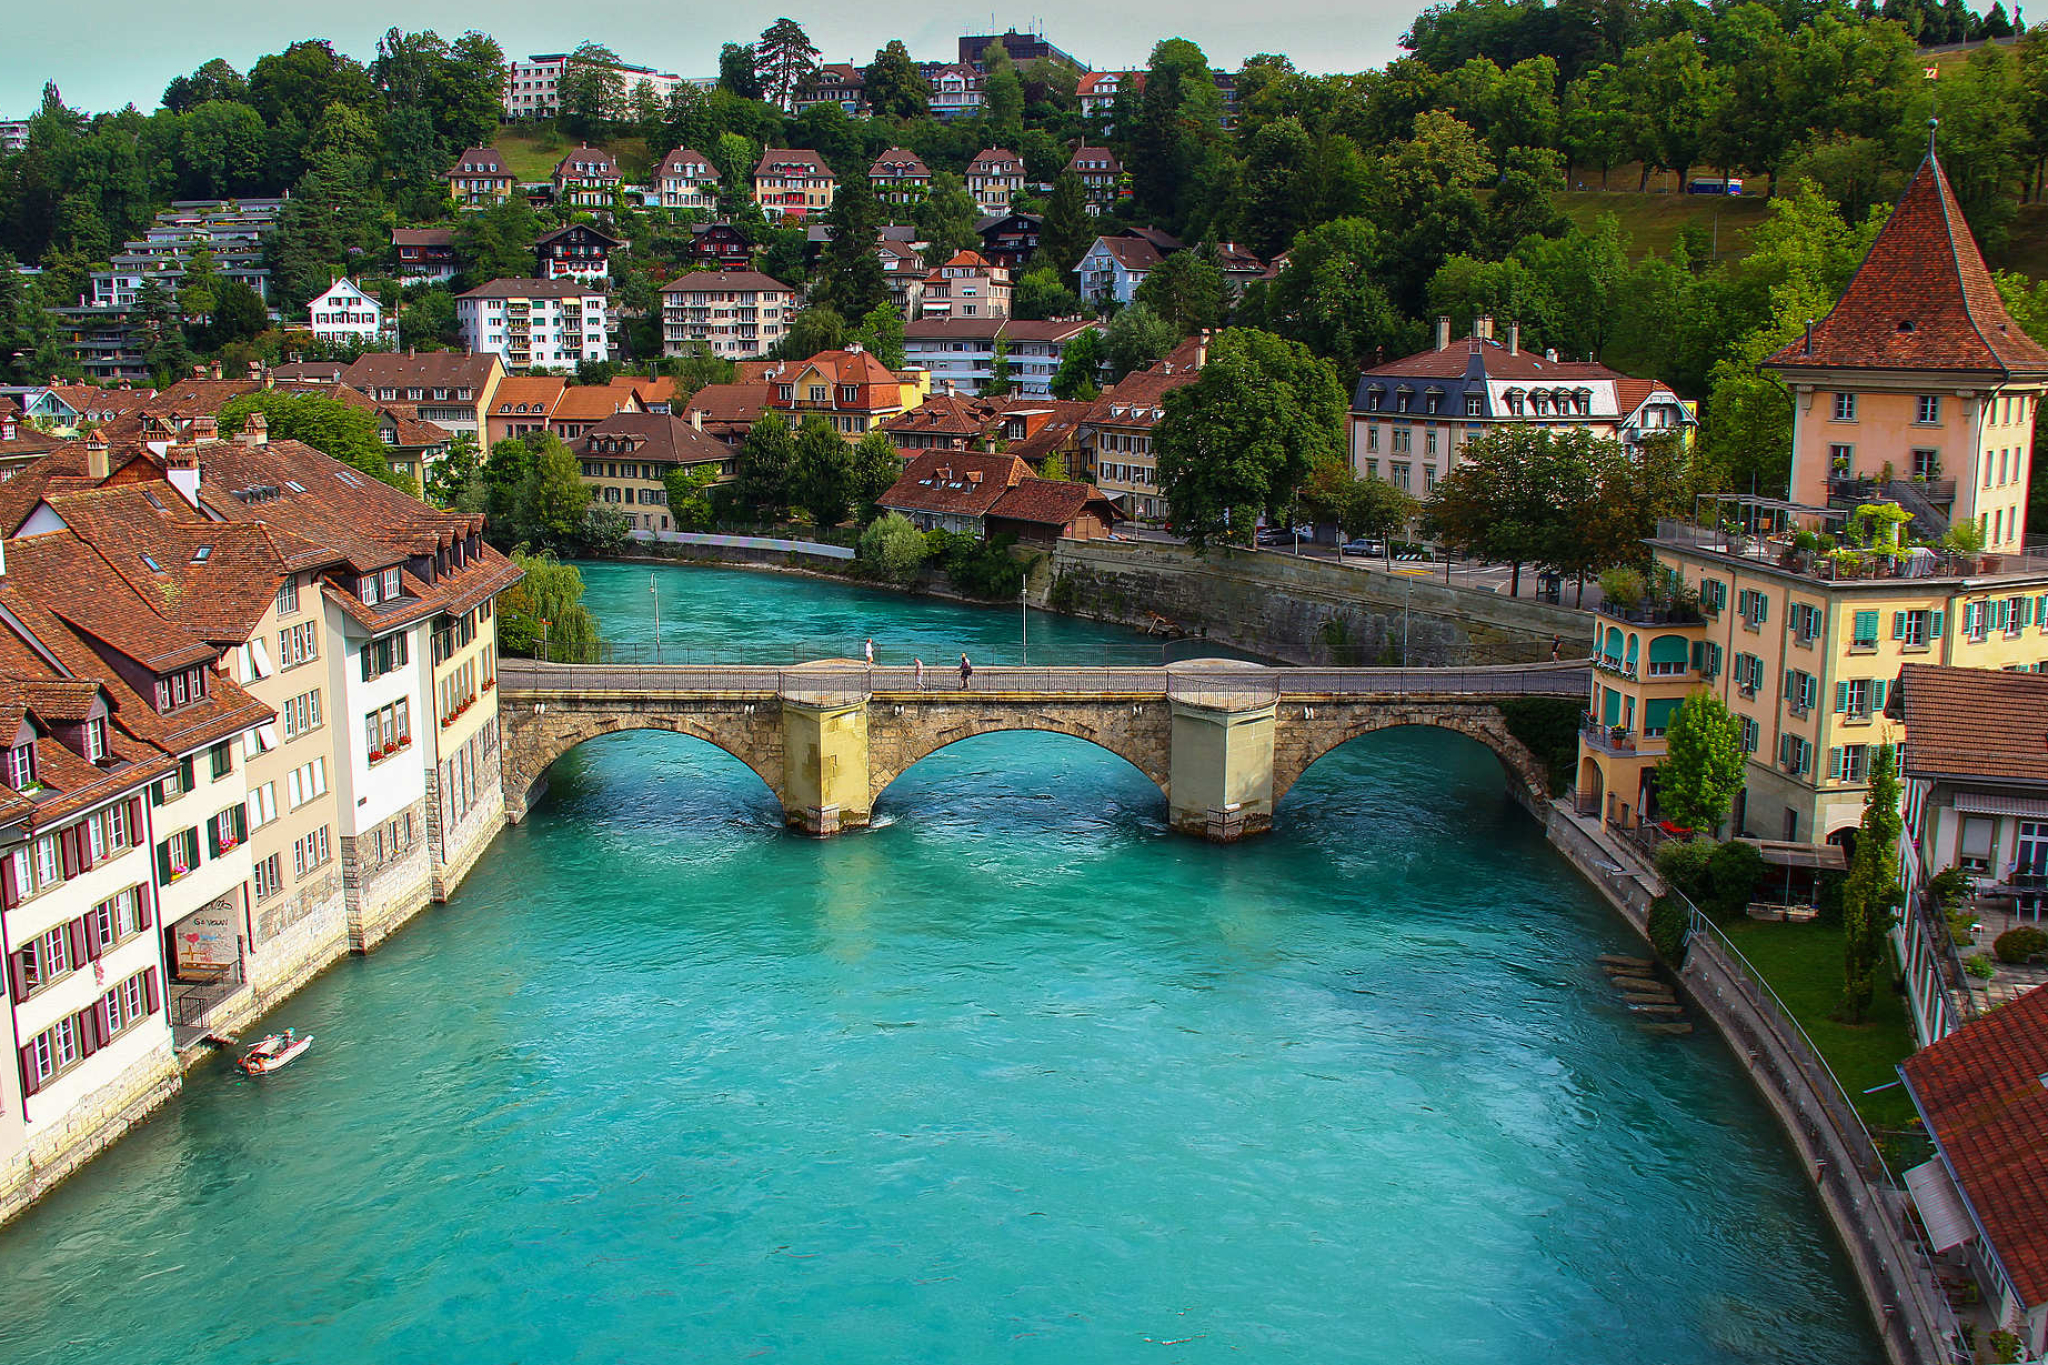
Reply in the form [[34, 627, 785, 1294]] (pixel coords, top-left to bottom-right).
[[1965, 954, 1997, 980], [927, 529, 1027, 599], [856, 513, 927, 585], [1707, 839, 1766, 919], [1655, 838, 1715, 903], [1993, 925, 2048, 965], [1647, 896, 1690, 966], [1598, 564, 1646, 610], [1493, 697, 1581, 796]]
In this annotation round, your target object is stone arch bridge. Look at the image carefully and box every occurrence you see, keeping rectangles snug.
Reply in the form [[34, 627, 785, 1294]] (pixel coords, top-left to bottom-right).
[[498, 658, 1586, 841]]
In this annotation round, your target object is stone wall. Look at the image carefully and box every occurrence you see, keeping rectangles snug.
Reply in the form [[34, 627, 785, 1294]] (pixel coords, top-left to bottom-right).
[[1047, 540, 1591, 666], [0, 1042, 181, 1226], [342, 798, 435, 953]]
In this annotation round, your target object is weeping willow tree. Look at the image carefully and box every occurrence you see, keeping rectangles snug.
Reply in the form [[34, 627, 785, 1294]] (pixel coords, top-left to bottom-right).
[[497, 550, 600, 661]]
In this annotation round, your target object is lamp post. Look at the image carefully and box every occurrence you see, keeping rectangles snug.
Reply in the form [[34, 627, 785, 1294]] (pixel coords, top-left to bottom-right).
[[539, 618, 550, 663], [649, 572, 660, 664], [1020, 578, 1028, 665]]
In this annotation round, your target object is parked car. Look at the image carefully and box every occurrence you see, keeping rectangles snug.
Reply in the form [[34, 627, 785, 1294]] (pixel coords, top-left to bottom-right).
[[1340, 538, 1385, 557]]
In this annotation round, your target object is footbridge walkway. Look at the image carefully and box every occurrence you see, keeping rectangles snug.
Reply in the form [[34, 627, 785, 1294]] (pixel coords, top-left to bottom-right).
[[498, 657, 1589, 840]]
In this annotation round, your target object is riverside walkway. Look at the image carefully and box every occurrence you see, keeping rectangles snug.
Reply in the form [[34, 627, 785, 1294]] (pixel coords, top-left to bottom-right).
[[498, 656, 1588, 839]]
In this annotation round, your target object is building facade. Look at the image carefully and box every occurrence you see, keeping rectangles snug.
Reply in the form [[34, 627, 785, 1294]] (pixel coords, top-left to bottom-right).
[[752, 150, 837, 221], [657, 148, 718, 211], [304, 279, 385, 347], [457, 279, 610, 372], [659, 271, 795, 359]]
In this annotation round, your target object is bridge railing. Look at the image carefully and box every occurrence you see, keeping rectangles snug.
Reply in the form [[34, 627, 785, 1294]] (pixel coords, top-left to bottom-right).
[[520, 640, 1193, 667]]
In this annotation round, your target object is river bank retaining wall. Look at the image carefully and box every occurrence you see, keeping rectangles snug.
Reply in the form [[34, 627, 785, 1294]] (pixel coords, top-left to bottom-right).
[[1045, 540, 1591, 666]]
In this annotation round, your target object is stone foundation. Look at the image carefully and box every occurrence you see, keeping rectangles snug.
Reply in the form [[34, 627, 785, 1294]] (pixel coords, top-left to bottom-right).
[[343, 801, 435, 953], [0, 1042, 182, 1228]]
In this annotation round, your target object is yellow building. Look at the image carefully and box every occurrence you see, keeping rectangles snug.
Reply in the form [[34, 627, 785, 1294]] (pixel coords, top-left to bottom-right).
[[1578, 144, 2048, 846]]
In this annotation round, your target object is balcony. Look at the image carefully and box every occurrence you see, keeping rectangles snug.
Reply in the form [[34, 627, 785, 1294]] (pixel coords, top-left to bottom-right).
[[1580, 715, 1639, 756], [1595, 600, 1704, 626]]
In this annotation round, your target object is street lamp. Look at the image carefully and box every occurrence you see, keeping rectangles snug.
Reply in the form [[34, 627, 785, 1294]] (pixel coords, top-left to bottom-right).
[[1020, 578, 1028, 665], [649, 572, 660, 664]]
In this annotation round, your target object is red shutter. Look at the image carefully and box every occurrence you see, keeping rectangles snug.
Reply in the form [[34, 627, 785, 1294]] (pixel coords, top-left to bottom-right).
[[76, 1008, 99, 1058], [65, 917, 87, 968], [57, 830, 74, 880], [134, 884, 153, 931], [6, 950, 26, 1003], [76, 821, 94, 873], [18, 1042, 39, 1098], [83, 911, 102, 961], [127, 796, 145, 846], [142, 967, 159, 1015], [0, 853, 16, 909]]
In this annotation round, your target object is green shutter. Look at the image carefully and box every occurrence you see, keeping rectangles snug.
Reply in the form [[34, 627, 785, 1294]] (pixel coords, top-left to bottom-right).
[[1835, 681, 1849, 713], [1854, 610, 1877, 642], [1931, 609, 1945, 638], [1874, 679, 1888, 711], [156, 840, 171, 884], [179, 757, 194, 790], [1891, 611, 1905, 640], [1603, 687, 1621, 726], [1644, 698, 1681, 734], [1828, 747, 1843, 780]]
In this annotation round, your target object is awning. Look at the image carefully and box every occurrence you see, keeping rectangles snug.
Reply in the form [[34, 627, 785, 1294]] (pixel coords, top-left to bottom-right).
[[1954, 792, 2048, 819], [1905, 1159, 1977, 1253], [1741, 839, 1848, 871]]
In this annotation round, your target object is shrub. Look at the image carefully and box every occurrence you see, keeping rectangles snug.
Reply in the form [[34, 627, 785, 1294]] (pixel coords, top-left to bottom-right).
[[1993, 925, 2048, 965], [856, 513, 927, 585], [1655, 837, 1715, 903], [1926, 866, 1972, 912], [1964, 954, 1997, 980], [1598, 564, 1646, 610], [1707, 839, 1766, 919], [1647, 896, 1690, 966], [927, 530, 1027, 599], [1988, 1329, 2022, 1364], [1493, 697, 1581, 796]]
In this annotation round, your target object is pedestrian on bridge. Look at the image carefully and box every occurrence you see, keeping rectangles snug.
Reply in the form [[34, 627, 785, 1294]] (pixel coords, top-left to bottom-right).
[[959, 654, 973, 689], [864, 637, 875, 666], [1550, 634, 1562, 663], [914, 658, 925, 691]]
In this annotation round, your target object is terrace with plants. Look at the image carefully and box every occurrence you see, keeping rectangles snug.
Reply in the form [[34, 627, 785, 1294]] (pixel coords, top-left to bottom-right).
[[1655, 493, 2048, 583]]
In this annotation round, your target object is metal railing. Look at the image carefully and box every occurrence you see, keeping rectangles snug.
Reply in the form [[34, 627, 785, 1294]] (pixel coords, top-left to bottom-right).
[[1681, 901, 1970, 1365], [502, 656, 1591, 701]]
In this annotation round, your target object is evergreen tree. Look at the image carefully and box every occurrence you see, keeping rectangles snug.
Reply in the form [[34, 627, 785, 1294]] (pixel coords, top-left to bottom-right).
[[789, 415, 855, 527], [913, 172, 981, 267], [736, 414, 796, 519], [1037, 172, 1095, 278], [864, 41, 928, 120], [719, 43, 763, 100], [818, 180, 887, 317], [985, 338, 1015, 396], [755, 18, 821, 111], [848, 428, 904, 520], [515, 438, 595, 552], [1837, 744, 1903, 1025]]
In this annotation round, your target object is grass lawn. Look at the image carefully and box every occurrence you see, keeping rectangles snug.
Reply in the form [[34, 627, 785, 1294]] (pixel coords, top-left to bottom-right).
[[1555, 188, 1774, 264], [1716, 917, 1920, 1132], [493, 127, 657, 184]]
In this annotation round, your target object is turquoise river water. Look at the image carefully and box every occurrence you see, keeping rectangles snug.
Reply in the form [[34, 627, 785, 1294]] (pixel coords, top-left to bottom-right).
[[0, 562, 1881, 1363]]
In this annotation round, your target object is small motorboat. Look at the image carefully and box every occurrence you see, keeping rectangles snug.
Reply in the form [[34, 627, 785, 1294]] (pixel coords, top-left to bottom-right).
[[238, 1030, 312, 1075]]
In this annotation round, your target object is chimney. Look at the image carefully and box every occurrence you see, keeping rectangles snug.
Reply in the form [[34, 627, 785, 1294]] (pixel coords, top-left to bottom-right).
[[1474, 315, 1494, 342], [240, 412, 268, 447], [209, 361, 222, 380], [118, 379, 131, 391], [165, 445, 201, 508], [85, 430, 109, 480], [192, 364, 206, 379], [190, 414, 218, 443], [1545, 348, 1558, 363], [247, 359, 263, 384], [690, 408, 703, 431], [1435, 316, 1451, 351], [1508, 321, 1520, 356]]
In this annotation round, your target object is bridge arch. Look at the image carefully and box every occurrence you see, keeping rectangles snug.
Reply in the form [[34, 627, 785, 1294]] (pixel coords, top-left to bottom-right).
[[1271, 705, 1550, 810], [868, 710, 1172, 807], [501, 707, 784, 821]]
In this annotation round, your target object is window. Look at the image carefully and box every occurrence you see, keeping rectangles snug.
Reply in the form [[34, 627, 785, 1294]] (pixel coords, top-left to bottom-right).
[[1737, 588, 1769, 629], [1390, 462, 1411, 491], [1391, 427, 1412, 454], [1790, 603, 1823, 645], [1851, 610, 1879, 650], [293, 827, 333, 879], [153, 666, 209, 713], [1783, 669, 1817, 715], [5, 741, 35, 789], [365, 700, 412, 758], [279, 622, 318, 669], [284, 758, 328, 809], [84, 717, 107, 762], [210, 741, 233, 780], [1829, 443, 1854, 475], [1734, 652, 1764, 696], [15, 924, 72, 993], [253, 852, 284, 901], [1915, 395, 1941, 425], [382, 567, 401, 600], [1690, 640, 1724, 678], [1912, 447, 1939, 480], [1834, 677, 1887, 720], [282, 688, 323, 740], [155, 756, 196, 804], [276, 576, 300, 616], [362, 633, 411, 682], [1832, 392, 1857, 421], [247, 781, 278, 829], [1963, 600, 1989, 641], [1893, 609, 1941, 648], [86, 801, 131, 859], [1365, 425, 1378, 453], [1699, 579, 1726, 614], [1829, 744, 1870, 783], [156, 826, 201, 883], [1959, 815, 1996, 872], [1779, 734, 1813, 776], [1739, 717, 1760, 754]]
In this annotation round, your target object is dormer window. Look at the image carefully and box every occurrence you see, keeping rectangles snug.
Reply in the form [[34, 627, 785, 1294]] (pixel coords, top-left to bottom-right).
[[5, 741, 35, 789], [83, 717, 107, 762]]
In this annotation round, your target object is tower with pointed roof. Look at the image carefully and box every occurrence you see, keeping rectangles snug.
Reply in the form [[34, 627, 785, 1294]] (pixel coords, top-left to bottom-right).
[[1762, 137, 2048, 550]]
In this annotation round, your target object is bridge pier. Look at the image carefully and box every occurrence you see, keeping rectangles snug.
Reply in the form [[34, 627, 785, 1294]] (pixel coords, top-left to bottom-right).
[[781, 698, 871, 835], [1165, 662, 1278, 842]]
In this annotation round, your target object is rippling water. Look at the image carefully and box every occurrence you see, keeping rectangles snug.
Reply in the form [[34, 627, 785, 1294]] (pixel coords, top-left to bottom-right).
[[0, 565, 1880, 1364]]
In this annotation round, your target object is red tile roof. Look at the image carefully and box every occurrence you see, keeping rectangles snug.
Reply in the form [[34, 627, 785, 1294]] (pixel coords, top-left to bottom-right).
[[658, 147, 714, 176], [660, 270, 793, 296], [755, 149, 833, 178], [1894, 664, 2048, 787], [1362, 335, 1622, 382], [987, 477, 1120, 529], [1901, 984, 2048, 1305], [579, 412, 731, 466], [880, 451, 1032, 519], [1765, 150, 2048, 376]]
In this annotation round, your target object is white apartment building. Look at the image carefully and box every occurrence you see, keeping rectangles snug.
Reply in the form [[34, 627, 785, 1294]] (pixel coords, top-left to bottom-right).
[[305, 279, 386, 347], [660, 270, 794, 359], [658, 148, 718, 211], [902, 318, 1097, 397], [504, 52, 682, 120], [457, 279, 610, 372]]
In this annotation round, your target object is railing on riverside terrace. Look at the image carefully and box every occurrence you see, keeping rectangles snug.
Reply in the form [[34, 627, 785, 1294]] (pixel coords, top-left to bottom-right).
[[1681, 900, 1970, 1365]]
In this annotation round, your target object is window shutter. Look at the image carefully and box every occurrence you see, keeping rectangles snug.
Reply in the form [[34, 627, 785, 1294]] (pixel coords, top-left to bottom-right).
[[7, 950, 26, 1003], [1835, 681, 1848, 713], [134, 886, 152, 931], [65, 916, 86, 968], [76, 824, 93, 873], [57, 830, 74, 880], [143, 967, 159, 1015], [180, 757, 194, 790], [1757, 595, 1768, 623], [1931, 610, 1945, 638], [1874, 679, 1888, 711], [232, 805, 247, 842], [18, 1043, 40, 1098], [1783, 669, 1794, 700], [156, 840, 172, 885], [1, 851, 17, 909], [1892, 612, 1905, 640], [77, 1007, 101, 1056], [83, 913, 101, 961], [1692, 641, 1706, 671], [1828, 747, 1843, 780]]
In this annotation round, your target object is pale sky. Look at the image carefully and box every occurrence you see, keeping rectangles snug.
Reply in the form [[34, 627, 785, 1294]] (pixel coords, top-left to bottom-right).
[[5, 3, 1418, 116]]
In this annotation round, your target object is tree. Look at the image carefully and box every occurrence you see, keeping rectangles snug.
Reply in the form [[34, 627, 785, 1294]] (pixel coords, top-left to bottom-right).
[[1658, 691, 1746, 835], [1103, 304, 1178, 380], [1241, 218, 1410, 377], [580, 505, 634, 557], [857, 512, 927, 583], [985, 338, 1015, 397], [865, 41, 928, 120], [164, 58, 250, 114], [662, 465, 717, 530], [817, 180, 887, 317], [780, 305, 846, 360], [718, 43, 763, 101], [1298, 460, 1418, 540], [218, 390, 411, 489], [1154, 328, 1346, 549], [515, 438, 595, 552], [852, 300, 905, 369], [913, 172, 980, 267], [1013, 267, 1082, 321], [1038, 172, 1095, 277], [425, 433, 485, 510], [848, 428, 904, 520], [559, 43, 626, 136], [481, 435, 537, 540], [1423, 426, 1569, 595], [755, 18, 821, 111], [789, 415, 855, 527], [1132, 250, 1228, 336], [1837, 744, 1903, 1024], [206, 280, 268, 349], [1370, 110, 1493, 313], [1131, 38, 1226, 236], [735, 414, 795, 518], [1049, 328, 1105, 401], [498, 550, 600, 658]]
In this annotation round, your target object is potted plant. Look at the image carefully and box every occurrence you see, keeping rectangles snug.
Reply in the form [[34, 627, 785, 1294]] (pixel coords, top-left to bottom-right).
[[1828, 548, 1867, 579], [1942, 518, 1988, 570]]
